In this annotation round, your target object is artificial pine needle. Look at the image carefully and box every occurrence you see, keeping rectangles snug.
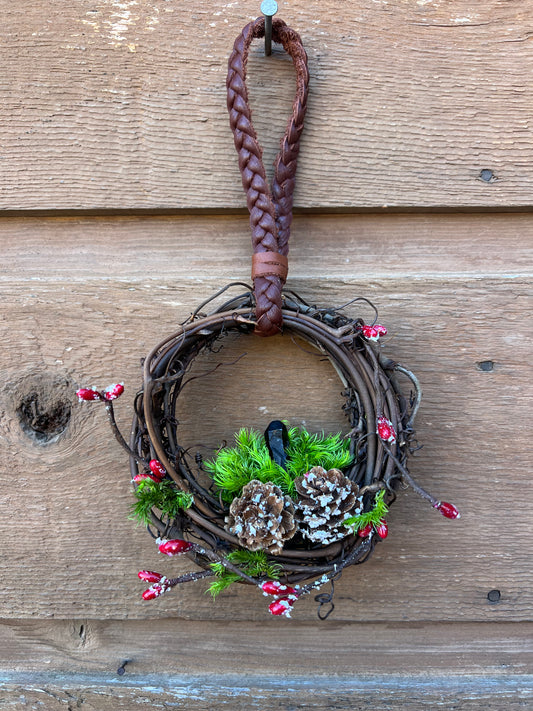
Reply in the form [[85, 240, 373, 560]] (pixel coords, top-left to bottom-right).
[[204, 425, 352, 500]]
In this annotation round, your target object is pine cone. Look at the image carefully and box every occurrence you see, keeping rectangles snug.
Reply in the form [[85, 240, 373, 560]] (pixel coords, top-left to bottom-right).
[[226, 480, 297, 555], [294, 467, 361, 545]]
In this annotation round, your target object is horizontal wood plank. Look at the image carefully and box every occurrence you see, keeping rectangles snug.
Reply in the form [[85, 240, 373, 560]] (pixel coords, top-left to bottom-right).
[[0, 620, 531, 709], [1, 674, 530, 710], [0, 212, 531, 280], [2, 619, 532, 675], [2, 1, 533, 210], [0, 210, 530, 621]]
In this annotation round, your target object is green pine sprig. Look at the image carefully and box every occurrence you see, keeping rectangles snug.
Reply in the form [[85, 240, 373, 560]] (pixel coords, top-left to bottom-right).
[[285, 427, 352, 477], [343, 489, 389, 531], [207, 549, 282, 598], [204, 426, 351, 501], [130, 478, 194, 526]]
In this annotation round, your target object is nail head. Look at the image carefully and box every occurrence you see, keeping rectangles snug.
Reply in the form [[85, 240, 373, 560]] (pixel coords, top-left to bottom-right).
[[117, 659, 131, 676], [261, 0, 278, 17], [487, 589, 501, 603], [479, 169, 494, 182]]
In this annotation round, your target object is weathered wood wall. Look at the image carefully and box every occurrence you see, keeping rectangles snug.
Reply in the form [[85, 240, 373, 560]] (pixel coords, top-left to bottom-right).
[[1, 1, 532, 708]]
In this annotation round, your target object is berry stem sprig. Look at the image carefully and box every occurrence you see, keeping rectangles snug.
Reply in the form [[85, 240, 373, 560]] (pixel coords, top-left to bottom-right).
[[382, 446, 460, 519], [156, 537, 260, 585], [105, 399, 149, 468], [139, 537, 265, 600], [140, 569, 214, 599], [264, 534, 376, 617], [141, 535, 378, 619], [76, 383, 150, 468]]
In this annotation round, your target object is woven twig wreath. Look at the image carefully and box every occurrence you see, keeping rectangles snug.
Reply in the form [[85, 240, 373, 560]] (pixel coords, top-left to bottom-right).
[[76, 17, 459, 619], [129, 287, 418, 580]]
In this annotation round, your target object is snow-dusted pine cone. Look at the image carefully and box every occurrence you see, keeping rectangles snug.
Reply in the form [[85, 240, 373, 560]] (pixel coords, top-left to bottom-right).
[[294, 467, 361, 545], [226, 480, 297, 555]]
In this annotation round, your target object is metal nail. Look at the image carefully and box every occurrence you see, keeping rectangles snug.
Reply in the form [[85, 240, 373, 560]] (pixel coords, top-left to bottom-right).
[[261, 0, 278, 56], [117, 659, 131, 676]]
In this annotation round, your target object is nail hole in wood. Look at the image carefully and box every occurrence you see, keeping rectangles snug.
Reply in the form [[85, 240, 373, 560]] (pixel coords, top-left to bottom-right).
[[487, 589, 501, 603], [477, 360, 494, 372]]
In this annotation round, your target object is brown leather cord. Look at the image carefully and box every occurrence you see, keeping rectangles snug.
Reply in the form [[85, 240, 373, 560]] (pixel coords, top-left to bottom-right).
[[227, 17, 309, 336]]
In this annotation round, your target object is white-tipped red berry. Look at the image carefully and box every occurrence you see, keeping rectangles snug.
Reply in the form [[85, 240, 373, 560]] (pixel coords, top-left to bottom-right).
[[268, 596, 295, 617], [361, 324, 387, 341], [138, 570, 163, 583], [76, 388, 102, 402], [358, 523, 373, 538], [261, 580, 298, 597], [149, 460, 166, 479], [157, 538, 193, 556], [433, 501, 461, 519], [142, 579, 170, 600], [132, 472, 160, 485], [375, 520, 389, 539], [377, 416, 397, 444], [103, 382, 124, 401]]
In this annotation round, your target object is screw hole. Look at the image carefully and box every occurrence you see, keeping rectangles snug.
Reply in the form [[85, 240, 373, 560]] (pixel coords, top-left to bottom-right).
[[477, 360, 494, 372]]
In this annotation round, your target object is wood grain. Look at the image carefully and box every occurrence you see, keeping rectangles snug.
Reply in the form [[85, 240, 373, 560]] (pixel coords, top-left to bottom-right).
[[2, 619, 532, 675], [0, 674, 530, 711], [2, 1, 533, 210], [0, 620, 531, 710], [0, 212, 531, 280], [0, 213, 530, 622], [2, 0, 532, 701]]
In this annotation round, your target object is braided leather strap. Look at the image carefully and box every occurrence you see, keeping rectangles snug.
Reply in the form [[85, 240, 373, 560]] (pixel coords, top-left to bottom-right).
[[227, 17, 309, 336]]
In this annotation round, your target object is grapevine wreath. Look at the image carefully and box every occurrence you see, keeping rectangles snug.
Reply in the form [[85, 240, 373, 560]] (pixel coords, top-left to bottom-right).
[[77, 16, 459, 619]]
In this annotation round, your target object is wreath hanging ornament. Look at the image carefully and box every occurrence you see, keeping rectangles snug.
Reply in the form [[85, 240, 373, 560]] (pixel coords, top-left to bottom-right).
[[77, 14, 459, 619]]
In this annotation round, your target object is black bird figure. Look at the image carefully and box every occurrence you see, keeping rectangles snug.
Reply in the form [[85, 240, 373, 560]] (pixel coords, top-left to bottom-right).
[[264, 420, 290, 470]]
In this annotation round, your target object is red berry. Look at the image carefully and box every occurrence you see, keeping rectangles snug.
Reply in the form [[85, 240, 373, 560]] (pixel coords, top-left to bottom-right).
[[103, 383, 124, 401], [434, 501, 461, 519], [268, 596, 295, 617], [142, 581, 169, 600], [361, 324, 379, 341], [358, 523, 373, 538], [138, 570, 163, 583], [362, 323, 387, 341], [76, 388, 102, 401], [261, 580, 298, 596], [149, 460, 166, 479], [375, 520, 388, 539], [132, 473, 160, 484], [377, 416, 397, 444], [158, 538, 193, 556]]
